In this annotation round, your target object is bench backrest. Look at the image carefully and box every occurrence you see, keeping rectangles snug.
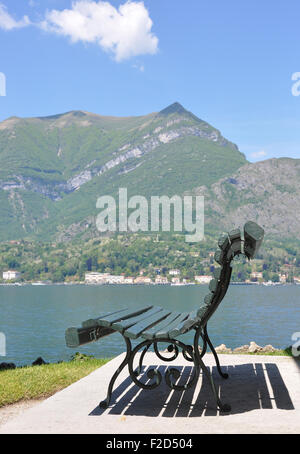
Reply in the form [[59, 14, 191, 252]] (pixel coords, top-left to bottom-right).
[[197, 221, 265, 327]]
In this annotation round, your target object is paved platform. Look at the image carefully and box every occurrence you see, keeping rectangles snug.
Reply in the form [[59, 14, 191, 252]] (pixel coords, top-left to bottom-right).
[[0, 353, 299, 434]]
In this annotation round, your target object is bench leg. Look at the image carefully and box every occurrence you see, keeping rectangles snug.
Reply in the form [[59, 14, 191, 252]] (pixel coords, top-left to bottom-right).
[[99, 335, 132, 409], [128, 338, 200, 391], [203, 324, 229, 379], [99, 330, 231, 412], [194, 328, 231, 413], [134, 343, 151, 376]]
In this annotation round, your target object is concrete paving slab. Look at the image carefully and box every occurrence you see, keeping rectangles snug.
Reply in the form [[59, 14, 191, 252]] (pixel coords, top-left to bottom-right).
[[0, 353, 299, 434]]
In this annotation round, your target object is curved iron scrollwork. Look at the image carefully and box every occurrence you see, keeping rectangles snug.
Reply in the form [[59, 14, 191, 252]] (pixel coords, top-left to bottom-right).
[[128, 337, 200, 392], [99, 324, 231, 412], [153, 342, 179, 362]]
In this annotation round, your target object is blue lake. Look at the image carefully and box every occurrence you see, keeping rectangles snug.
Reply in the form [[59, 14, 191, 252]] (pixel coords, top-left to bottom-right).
[[0, 284, 299, 366]]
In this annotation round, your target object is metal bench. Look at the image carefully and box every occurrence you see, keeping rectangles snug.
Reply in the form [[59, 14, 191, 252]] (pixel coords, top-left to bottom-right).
[[65, 221, 264, 413]]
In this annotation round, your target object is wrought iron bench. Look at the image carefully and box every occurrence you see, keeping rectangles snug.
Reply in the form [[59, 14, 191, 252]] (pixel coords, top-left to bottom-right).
[[65, 221, 264, 413]]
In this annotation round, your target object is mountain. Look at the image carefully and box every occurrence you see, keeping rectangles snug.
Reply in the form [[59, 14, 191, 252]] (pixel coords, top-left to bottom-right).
[[190, 157, 300, 239], [0, 102, 246, 241], [1, 102, 298, 243]]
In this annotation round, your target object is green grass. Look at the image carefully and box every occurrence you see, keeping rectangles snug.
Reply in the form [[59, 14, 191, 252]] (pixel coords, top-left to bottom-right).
[[247, 348, 295, 356], [0, 355, 110, 408], [217, 347, 297, 357], [239, 348, 295, 357]]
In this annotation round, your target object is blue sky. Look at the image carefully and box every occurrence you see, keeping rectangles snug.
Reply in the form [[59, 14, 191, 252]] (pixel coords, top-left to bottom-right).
[[0, 0, 300, 162]]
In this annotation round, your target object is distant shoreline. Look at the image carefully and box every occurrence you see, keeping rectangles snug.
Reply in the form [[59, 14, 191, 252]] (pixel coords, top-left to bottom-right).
[[0, 281, 298, 287]]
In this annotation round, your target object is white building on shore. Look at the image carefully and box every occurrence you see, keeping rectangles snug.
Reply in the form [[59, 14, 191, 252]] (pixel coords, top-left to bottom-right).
[[124, 277, 134, 284], [195, 275, 213, 284], [279, 273, 287, 284], [106, 275, 125, 284], [85, 272, 125, 284], [3, 270, 21, 281], [250, 271, 263, 281], [85, 272, 109, 284], [171, 277, 181, 284], [134, 276, 152, 284], [85, 273, 139, 284], [155, 276, 169, 284]]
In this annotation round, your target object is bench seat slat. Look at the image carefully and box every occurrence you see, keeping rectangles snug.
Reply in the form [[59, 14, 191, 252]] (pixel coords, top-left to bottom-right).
[[82, 309, 129, 328], [124, 309, 171, 339], [150, 312, 189, 339], [167, 310, 199, 338], [141, 312, 181, 339], [65, 326, 115, 348], [95, 306, 153, 327], [112, 306, 164, 332]]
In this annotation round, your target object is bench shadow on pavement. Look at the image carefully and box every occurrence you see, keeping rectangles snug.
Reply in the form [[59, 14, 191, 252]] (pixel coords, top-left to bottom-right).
[[89, 363, 294, 417]]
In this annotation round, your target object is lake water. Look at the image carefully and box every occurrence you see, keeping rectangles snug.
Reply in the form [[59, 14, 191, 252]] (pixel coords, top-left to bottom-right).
[[0, 284, 299, 366]]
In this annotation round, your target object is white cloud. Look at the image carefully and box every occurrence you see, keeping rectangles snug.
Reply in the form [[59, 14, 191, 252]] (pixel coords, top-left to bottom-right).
[[0, 3, 30, 30], [41, 0, 159, 62], [250, 149, 267, 160], [133, 63, 145, 72]]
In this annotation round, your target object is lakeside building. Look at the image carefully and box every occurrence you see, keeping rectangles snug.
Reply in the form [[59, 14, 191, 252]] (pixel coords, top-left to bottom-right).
[[195, 275, 213, 284], [106, 275, 125, 284], [84, 270, 293, 286], [171, 277, 181, 284], [3, 270, 21, 280], [169, 269, 180, 276], [155, 276, 169, 284], [85, 272, 125, 284], [124, 277, 134, 284], [134, 276, 152, 284], [279, 274, 287, 284], [85, 272, 109, 284]]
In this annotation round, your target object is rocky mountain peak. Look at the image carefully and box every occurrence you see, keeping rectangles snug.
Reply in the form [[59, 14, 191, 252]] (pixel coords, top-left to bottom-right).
[[158, 102, 204, 125], [159, 102, 189, 115]]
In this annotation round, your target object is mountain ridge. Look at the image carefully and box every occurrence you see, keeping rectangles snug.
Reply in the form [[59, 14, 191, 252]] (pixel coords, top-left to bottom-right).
[[2, 102, 198, 122], [0, 102, 296, 242]]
